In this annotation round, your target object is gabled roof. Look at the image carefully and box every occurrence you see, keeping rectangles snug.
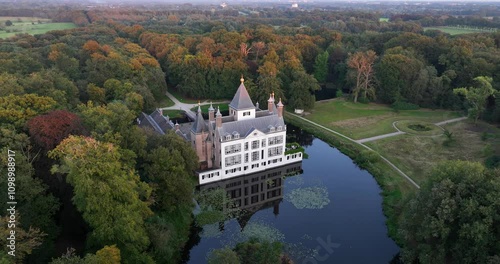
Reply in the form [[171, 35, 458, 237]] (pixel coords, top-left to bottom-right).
[[229, 82, 255, 110]]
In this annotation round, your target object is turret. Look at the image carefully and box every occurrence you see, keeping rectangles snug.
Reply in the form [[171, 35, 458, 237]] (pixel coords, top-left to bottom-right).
[[277, 98, 284, 118], [208, 102, 215, 121], [268, 92, 275, 113], [216, 107, 222, 128]]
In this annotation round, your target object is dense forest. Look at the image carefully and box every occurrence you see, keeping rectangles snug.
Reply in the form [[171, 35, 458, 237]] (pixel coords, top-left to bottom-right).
[[0, 3, 500, 263]]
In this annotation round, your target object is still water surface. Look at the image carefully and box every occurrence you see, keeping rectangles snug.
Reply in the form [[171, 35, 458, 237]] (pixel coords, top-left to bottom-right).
[[184, 126, 399, 263]]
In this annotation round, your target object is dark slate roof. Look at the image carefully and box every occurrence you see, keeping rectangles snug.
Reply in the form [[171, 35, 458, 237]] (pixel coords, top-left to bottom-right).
[[191, 107, 207, 133], [217, 115, 285, 140], [229, 83, 255, 110], [151, 110, 174, 133]]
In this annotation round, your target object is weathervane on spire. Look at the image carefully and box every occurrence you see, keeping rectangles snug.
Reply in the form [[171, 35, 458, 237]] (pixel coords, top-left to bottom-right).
[[240, 75, 244, 83]]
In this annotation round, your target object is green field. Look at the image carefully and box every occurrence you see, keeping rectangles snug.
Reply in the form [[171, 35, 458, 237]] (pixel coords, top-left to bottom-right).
[[168, 89, 202, 104], [365, 120, 500, 185], [379, 17, 389, 22], [0, 17, 76, 39], [305, 99, 460, 139], [424, 26, 497, 35]]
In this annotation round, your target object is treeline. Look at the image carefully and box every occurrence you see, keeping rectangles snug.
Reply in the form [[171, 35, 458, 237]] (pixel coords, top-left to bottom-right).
[[97, 9, 500, 117], [0, 22, 199, 263]]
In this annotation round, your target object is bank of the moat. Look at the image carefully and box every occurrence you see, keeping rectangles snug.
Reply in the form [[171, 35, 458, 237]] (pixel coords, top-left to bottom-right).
[[182, 124, 400, 263]]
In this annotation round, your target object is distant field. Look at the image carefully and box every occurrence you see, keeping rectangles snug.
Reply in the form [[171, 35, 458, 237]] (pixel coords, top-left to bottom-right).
[[0, 16, 76, 39], [424, 26, 497, 35], [379, 17, 389, 22], [304, 98, 460, 139]]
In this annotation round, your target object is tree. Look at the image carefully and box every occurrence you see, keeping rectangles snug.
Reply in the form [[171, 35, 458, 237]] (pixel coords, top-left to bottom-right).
[[347, 50, 377, 103], [207, 248, 240, 264], [0, 215, 46, 262], [313, 51, 329, 83], [453, 76, 495, 123], [50, 245, 121, 264], [400, 161, 500, 264], [0, 94, 56, 129], [234, 238, 283, 264], [48, 136, 153, 263], [27, 110, 85, 151], [288, 70, 321, 110], [5, 20, 12, 26]]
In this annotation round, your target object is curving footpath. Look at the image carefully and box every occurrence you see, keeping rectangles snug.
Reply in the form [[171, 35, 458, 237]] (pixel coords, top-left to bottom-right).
[[288, 113, 426, 189], [161, 91, 229, 119]]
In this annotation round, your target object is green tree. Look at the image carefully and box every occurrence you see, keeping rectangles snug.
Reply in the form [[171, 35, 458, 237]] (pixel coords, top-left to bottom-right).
[[453, 76, 495, 123], [234, 238, 283, 264], [5, 20, 12, 26], [207, 247, 240, 264], [313, 50, 329, 83], [400, 161, 500, 264], [48, 136, 153, 263], [288, 70, 321, 110], [0, 94, 56, 129]]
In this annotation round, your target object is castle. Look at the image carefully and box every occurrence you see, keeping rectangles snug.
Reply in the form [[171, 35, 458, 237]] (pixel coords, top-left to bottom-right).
[[139, 77, 303, 185]]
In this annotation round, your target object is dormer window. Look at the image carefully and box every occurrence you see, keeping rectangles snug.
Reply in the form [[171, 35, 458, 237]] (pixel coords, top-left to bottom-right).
[[277, 126, 282, 131], [268, 125, 275, 132], [225, 134, 231, 140], [233, 131, 240, 139]]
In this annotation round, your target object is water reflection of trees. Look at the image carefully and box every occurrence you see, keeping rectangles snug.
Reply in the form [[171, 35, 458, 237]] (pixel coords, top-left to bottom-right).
[[286, 123, 314, 147]]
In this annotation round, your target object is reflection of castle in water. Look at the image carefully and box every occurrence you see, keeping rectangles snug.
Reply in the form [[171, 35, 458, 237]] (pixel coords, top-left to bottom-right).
[[199, 162, 303, 228]]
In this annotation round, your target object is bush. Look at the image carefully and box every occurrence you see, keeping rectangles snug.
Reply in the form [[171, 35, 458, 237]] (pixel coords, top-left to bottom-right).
[[335, 89, 343, 98], [484, 155, 500, 169], [357, 96, 370, 104], [391, 101, 420, 111], [354, 150, 380, 169]]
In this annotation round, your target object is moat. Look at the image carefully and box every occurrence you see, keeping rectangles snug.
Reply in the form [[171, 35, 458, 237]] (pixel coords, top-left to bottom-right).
[[183, 124, 399, 263]]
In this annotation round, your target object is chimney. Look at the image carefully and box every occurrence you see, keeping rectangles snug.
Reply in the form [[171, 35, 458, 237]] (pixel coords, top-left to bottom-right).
[[216, 107, 222, 128], [208, 102, 215, 121], [277, 98, 284, 117], [267, 93, 275, 113], [159, 108, 163, 116]]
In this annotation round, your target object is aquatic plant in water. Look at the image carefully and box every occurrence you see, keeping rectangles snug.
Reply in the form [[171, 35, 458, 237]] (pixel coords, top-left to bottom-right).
[[241, 222, 285, 242], [284, 186, 330, 209]]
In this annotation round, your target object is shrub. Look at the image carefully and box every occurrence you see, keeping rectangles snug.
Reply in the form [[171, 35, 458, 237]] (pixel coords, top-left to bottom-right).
[[357, 96, 370, 104], [335, 89, 343, 98], [484, 155, 500, 169]]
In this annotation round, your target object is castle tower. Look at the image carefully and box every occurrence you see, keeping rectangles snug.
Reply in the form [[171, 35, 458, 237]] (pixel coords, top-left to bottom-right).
[[229, 76, 255, 121], [208, 102, 215, 121], [216, 107, 222, 128], [268, 92, 275, 113], [191, 105, 208, 167], [277, 98, 284, 118]]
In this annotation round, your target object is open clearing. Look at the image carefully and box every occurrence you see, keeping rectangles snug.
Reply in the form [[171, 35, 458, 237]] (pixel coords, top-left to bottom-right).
[[424, 26, 497, 35], [305, 99, 460, 139], [365, 120, 500, 185], [0, 17, 76, 39]]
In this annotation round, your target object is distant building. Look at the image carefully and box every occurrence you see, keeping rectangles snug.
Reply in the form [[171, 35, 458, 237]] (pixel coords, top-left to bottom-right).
[[139, 77, 302, 185], [291, 3, 298, 8], [220, 2, 227, 8]]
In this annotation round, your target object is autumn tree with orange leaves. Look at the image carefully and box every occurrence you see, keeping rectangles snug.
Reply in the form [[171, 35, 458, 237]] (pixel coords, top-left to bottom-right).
[[347, 50, 377, 103]]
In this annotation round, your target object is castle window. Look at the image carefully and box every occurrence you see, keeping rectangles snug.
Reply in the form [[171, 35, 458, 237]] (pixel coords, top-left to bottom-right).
[[244, 142, 248, 151], [225, 134, 231, 140], [243, 111, 251, 116], [268, 135, 283, 145], [251, 151, 259, 161], [251, 140, 259, 149], [225, 144, 241, 154], [277, 126, 282, 131], [233, 131, 240, 139], [268, 125, 275, 132], [261, 139, 266, 147]]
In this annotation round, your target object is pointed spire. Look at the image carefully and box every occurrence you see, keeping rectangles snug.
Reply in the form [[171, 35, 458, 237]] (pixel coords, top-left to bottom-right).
[[229, 78, 255, 110], [240, 75, 245, 83], [277, 98, 284, 107], [192, 104, 206, 133], [216, 106, 222, 116], [208, 102, 214, 111]]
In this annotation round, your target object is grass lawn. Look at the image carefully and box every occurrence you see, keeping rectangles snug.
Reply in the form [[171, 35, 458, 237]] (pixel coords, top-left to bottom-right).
[[424, 26, 497, 35], [162, 110, 185, 119], [190, 103, 229, 113], [379, 18, 389, 22], [365, 120, 500, 185], [168, 89, 202, 104], [305, 99, 460, 139], [0, 17, 76, 39], [156, 95, 175, 108]]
